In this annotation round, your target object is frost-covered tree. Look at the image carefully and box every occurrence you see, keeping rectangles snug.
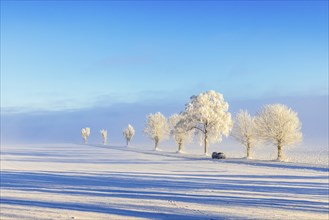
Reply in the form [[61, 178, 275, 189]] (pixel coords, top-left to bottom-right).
[[81, 127, 90, 144], [144, 112, 170, 151], [181, 90, 233, 155], [255, 104, 302, 161], [169, 114, 193, 153], [100, 129, 107, 145], [123, 124, 135, 146], [231, 110, 258, 159]]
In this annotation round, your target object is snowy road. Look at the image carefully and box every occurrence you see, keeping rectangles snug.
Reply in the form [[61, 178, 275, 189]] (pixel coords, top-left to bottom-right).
[[1, 144, 328, 219]]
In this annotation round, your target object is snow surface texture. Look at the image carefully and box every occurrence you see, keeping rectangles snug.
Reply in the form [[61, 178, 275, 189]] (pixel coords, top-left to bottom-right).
[[1, 144, 328, 220]]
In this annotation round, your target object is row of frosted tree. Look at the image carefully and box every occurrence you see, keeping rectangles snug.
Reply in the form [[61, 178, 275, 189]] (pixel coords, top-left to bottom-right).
[[82, 90, 302, 161], [81, 125, 135, 146], [144, 90, 302, 161]]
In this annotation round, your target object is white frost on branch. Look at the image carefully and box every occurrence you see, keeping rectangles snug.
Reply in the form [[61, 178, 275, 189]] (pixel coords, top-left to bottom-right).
[[169, 113, 193, 153], [123, 124, 135, 146], [144, 112, 169, 151], [81, 127, 90, 144], [231, 110, 258, 159], [100, 129, 107, 145], [181, 90, 233, 155], [255, 104, 302, 161]]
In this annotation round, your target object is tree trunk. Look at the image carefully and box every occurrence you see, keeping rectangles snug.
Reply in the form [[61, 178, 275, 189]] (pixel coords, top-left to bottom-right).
[[204, 134, 208, 155], [126, 139, 129, 147], [154, 137, 159, 151], [247, 143, 251, 159], [277, 145, 283, 161], [178, 141, 183, 153]]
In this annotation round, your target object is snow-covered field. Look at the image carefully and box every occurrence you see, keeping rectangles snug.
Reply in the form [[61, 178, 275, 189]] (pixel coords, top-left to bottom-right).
[[1, 144, 328, 220]]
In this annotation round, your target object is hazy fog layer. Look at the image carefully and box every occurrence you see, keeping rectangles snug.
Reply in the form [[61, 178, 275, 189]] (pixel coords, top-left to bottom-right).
[[2, 95, 328, 151]]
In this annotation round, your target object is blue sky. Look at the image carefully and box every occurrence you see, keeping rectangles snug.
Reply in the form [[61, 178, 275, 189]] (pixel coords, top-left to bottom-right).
[[1, 1, 328, 147], [1, 0, 328, 111]]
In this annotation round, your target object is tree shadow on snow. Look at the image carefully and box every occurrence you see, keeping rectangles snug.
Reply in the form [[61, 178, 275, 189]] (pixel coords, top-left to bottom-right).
[[1, 170, 328, 215], [219, 159, 329, 172], [0, 198, 214, 220]]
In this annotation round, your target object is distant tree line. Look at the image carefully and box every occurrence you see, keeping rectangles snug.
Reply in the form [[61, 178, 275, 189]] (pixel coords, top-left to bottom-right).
[[81, 124, 135, 147]]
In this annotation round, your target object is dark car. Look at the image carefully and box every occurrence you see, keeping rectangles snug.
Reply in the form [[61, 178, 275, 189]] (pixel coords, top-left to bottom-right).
[[212, 152, 226, 159]]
